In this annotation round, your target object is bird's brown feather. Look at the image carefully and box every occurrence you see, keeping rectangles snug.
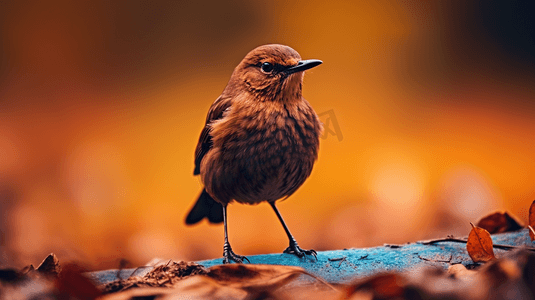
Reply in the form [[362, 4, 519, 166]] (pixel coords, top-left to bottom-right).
[[194, 95, 233, 175]]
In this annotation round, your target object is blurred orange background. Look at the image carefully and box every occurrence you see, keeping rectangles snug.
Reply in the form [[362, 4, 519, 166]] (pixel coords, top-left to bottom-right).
[[1, 1, 534, 270]]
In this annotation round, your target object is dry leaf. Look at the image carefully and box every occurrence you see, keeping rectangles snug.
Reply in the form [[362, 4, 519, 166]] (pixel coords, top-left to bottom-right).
[[155, 264, 335, 300], [162, 275, 252, 300], [37, 253, 61, 277], [344, 273, 405, 299], [55, 263, 101, 300], [467, 223, 496, 262], [102, 263, 335, 300], [529, 200, 535, 241], [528, 225, 535, 242], [206, 264, 324, 291], [476, 211, 524, 234]]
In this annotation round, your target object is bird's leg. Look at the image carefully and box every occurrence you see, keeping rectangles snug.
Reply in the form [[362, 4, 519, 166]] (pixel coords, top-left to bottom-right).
[[269, 201, 317, 260], [222, 204, 250, 264]]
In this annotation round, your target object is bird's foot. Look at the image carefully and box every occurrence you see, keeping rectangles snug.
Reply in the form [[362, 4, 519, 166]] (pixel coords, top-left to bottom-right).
[[223, 243, 250, 264], [283, 241, 317, 260]]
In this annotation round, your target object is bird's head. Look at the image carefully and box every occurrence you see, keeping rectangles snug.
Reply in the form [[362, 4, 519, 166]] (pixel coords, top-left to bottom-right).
[[225, 44, 322, 102]]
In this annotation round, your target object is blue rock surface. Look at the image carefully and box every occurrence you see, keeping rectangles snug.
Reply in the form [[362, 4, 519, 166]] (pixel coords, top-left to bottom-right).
[[86, 229, 533, 285]]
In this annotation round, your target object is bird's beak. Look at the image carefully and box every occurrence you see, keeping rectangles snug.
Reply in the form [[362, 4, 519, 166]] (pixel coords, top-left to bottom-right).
[[285, 59, 322, 75]]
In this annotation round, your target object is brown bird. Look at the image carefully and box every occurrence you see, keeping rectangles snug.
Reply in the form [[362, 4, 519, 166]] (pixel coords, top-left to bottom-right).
[[185, 44, 323, 264]]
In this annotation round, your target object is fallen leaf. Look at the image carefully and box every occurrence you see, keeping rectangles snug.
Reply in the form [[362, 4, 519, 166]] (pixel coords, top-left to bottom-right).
[[21, 264, 35, 275], [529, 226, 535, 242], [161, 275, 252, 300], [345, 273, 405, 299], [467, 223, 496, 263], [55, 263, 101, 300], [476, 211, 524, 234], [102, 263, 333, 300], [206, 264, 328, 291], [162, 264, 336, 300], [529, 200, 535, 241], [37, 253, 61, 277]]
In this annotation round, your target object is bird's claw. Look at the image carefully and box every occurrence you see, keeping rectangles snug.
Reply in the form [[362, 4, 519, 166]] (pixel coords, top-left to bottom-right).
[[283, 243, 318, 260], [223, 245, 250, 264]]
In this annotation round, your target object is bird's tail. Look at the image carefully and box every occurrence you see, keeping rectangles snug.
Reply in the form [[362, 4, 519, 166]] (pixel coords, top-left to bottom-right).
[[185, 189, 224, 225]]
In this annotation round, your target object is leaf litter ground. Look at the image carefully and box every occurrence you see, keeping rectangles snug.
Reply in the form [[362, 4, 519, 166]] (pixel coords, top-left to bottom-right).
[[3, 207, 535, 299]]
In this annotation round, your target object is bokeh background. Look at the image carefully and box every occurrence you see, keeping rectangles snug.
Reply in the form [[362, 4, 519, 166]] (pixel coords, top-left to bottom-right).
[[1, 1, 534, 270]]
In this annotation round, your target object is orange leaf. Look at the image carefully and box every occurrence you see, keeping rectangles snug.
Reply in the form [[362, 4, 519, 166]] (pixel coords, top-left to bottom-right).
[[55, 264, 101, 300], [162, 264, 337, 300], [529, 200, 535, 229], [206, 264, 332, 291], [476, 211, 524, 234], [528, 225, 535, 242], [467, 222, 496, 263], [345, 273, 406, 299], [36, 253, 61, 277]]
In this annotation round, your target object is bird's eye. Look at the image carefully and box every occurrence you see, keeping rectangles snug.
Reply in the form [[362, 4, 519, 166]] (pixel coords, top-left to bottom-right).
[[260, 62, 274, 73]]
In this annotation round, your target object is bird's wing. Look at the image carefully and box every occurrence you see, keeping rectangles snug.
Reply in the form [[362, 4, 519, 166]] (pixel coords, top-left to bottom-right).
[[194, 95, 232, 175]]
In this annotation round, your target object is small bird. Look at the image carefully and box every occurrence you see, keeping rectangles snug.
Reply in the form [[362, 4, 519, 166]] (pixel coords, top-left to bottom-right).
[[185, 44, 323, 264]]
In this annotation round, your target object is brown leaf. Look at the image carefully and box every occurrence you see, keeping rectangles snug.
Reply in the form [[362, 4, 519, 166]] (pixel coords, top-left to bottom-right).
[[161, 275, 252, 300], [206, 264, 320, 291], [529, 200, 535, 234], [36, 253, 61, 277], [21, 264, 35, 275], [467, 222, 496, 263], [476, 211, 524, 234], [158, 264, 336, 300], [55, 263, 101, 300], [344, 273, 406, 299], [528, 225, 535, 242]]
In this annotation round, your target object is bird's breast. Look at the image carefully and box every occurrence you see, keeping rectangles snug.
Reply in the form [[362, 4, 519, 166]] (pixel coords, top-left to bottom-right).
[[221, 103, 319, 162], [208, 100, 321, 203]]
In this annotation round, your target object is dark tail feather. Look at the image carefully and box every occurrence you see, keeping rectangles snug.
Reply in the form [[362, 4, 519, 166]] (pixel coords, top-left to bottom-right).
[[185, 189, 223, 225]]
